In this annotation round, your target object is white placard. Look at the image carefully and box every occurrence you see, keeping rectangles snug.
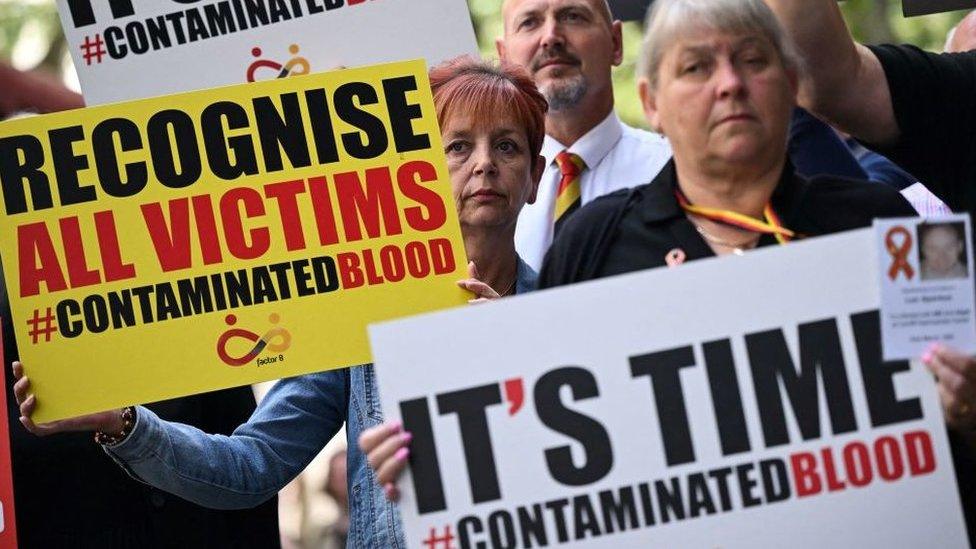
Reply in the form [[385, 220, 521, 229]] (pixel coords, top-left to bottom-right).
[[57, 0, 479, 105], [875, 215, 976, 361], [371, 229, 969, 548]]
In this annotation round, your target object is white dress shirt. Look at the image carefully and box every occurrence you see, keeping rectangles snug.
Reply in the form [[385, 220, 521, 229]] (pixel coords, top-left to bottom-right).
[[515, 111, 672, 270]]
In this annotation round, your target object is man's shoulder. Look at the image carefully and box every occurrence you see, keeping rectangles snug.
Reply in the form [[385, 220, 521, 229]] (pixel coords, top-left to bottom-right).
[[613, 123, 671, 164], [573, 187, 636, 220], [618, 121, 668, 147], [600, 121, 671, 177]]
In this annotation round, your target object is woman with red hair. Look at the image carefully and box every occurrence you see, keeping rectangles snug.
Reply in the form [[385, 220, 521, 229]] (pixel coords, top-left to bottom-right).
[[430, 55, 547, 302], [13, 56, 547, 547]]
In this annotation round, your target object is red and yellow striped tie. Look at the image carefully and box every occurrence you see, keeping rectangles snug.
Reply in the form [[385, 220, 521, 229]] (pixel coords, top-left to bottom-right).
[[554, 151, 585, 232]]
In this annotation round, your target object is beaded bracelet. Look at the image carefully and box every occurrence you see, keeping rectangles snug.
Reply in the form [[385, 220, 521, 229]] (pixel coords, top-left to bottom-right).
[[94, 406, 136, 446]]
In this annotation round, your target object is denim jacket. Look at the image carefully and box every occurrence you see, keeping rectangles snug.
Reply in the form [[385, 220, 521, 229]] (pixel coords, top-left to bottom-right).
[[105, 258, 537, 548]]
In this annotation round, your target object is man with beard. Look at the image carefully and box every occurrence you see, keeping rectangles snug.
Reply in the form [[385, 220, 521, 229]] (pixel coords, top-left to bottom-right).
[[498, 0, 672, 270]]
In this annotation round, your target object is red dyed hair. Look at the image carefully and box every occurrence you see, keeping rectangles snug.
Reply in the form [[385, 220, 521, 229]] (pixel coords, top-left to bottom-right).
[[429, 55, 548, 168]]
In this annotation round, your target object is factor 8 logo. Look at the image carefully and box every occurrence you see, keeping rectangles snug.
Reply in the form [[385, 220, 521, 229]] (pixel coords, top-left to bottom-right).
[[217, 313, 292, 367], [246, 44, 310, 82]]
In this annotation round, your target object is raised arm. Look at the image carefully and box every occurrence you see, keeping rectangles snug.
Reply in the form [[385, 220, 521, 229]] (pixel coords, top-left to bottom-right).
[[765, 0, 899, 145]]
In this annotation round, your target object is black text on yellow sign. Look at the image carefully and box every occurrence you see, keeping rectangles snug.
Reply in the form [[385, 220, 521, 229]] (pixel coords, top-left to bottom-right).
[[0, 59, 469, 422]]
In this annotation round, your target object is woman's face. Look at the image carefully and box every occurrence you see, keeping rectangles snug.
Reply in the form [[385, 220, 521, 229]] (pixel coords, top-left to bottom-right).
[[922, 226, 964, 275], [640, 28, 797, 173], [442, 109, 541, 230]]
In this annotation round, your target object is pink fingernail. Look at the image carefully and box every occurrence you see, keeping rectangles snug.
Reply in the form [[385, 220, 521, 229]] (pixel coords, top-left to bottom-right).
[[395, 447, 410, 461], [922, 351, 933, 363], [401, 432, 413, 443], [389, 421, 402, 433]]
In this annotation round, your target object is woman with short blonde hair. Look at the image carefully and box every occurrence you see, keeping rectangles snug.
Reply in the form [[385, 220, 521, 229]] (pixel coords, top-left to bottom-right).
[[540, 0, 913, 278]]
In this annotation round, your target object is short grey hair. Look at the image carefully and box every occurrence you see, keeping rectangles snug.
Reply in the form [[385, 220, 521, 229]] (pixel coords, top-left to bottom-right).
[[638, 0, 803, 88]]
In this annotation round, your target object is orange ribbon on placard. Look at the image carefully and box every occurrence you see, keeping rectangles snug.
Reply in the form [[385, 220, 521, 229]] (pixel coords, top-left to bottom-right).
[[886, 226, 915, 281]]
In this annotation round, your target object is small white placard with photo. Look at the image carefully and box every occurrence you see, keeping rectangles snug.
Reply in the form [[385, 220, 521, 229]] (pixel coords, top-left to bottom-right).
[[876, 214, 976, 361]]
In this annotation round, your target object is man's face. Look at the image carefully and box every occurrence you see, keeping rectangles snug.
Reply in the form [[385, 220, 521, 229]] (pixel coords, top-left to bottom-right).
[[922, 226, 964, 275], [498, 0, 622, 112]]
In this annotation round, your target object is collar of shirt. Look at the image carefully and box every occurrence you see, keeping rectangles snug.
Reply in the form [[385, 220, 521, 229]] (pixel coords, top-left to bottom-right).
[[541, 110, 624, 170]]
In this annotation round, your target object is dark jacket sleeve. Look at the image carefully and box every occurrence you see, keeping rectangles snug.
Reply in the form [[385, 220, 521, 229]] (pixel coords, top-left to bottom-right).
[[538, 189, 635, 289], [855, 145, 919, 190], [1, 279, 280, 548], [788, 107, 868, 180], [799, 176, 917, 234], [868, 45, 976, 211]]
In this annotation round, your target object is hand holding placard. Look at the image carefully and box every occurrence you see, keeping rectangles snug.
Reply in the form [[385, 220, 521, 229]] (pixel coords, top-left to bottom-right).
[[875, 215, 976, 362], [370, 229, 970, 548], [922, 344, 976, 431], [0, 60, 469, 422], [11, 361, 123, 437], [360, 421, 412, 502]]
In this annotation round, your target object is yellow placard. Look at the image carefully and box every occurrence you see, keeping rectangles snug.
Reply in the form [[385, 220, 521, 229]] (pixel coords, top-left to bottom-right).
[[0, 59, 468, 422]]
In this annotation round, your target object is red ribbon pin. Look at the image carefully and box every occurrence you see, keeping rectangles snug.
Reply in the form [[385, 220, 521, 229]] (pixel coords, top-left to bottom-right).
[[886, 226, 915, 281]]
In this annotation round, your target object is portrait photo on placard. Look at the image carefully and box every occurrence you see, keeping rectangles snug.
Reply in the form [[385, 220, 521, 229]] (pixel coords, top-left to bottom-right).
[[918, 221, 969, 281]]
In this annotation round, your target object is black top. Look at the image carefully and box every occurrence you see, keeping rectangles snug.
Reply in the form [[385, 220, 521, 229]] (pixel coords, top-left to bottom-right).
[[869, 45, 976, 214], [869, 46, 976, 540], [538, 160, 917, 287], [0, 279, 280, 548], [538, 159, 976, 542]]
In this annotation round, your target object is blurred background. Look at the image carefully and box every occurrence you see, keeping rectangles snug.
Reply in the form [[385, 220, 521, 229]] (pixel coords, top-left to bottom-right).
[[0, 0, 971, 547]]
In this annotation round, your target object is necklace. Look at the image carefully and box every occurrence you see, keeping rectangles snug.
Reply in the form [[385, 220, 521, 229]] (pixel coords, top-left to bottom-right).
[[694, 224, 760, 256]]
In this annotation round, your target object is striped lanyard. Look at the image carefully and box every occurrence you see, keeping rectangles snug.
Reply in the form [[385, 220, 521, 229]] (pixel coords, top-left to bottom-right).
[[675, 188, 795, 245]]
